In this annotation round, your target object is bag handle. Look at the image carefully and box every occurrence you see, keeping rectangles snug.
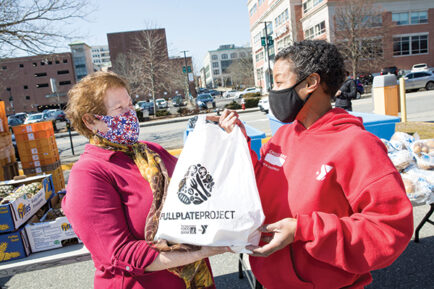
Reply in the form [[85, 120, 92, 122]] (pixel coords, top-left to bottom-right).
[[197, 114, 207, 126]]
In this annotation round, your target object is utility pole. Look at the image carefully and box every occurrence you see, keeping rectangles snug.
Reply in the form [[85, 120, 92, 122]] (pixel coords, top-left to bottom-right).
[[261, 21, 274, 91], [181, 50, 190, 104]]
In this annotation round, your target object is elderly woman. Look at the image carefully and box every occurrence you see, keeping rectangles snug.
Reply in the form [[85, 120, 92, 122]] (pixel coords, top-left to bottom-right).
[[62, 71, 227, 289]]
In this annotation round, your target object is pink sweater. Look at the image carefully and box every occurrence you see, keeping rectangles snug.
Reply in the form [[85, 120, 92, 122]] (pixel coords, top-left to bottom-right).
[[62, 142, 202, 289]]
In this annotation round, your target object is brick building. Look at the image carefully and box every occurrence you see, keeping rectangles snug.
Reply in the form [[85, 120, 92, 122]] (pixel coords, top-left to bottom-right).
[[0, 53, 76, 113], [248, 0, 434, 91], [107, 29, 194, 100]]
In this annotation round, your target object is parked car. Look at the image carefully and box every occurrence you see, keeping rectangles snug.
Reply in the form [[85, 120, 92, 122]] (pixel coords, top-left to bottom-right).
[[235, 87, 261, 98], [196, 93, 216, 110], [223, 90, 238, 98], [172, 95, 187, 107], [411, 63, 429, 72], [208, 90, 221, 97], [155, 98, 168, 110], [381, 66, 398, 76], [46, 109, 66, 122], [402, 71, 434, 91], [24, 113, 48, 124], [13, 112, 28, 123], [258, 97, 269, 114], [197, 88, 209, 94], [136, 101, 154, 115]]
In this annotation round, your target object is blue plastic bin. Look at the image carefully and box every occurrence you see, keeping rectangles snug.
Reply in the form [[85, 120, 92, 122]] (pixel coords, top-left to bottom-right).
[[268, 112, 400, 140], [184, 123, 266, 159]]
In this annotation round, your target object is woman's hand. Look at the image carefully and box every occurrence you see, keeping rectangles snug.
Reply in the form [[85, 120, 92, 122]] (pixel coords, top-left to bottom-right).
[[247, 218, 297, 257], [217, 109, 247, 138]]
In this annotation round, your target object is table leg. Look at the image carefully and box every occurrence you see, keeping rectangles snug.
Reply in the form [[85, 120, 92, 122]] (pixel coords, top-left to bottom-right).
[[414, 204, 434, 243]]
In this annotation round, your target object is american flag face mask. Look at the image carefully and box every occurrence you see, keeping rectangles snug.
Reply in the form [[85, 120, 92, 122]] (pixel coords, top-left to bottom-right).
[[94, 109, 140, 145]]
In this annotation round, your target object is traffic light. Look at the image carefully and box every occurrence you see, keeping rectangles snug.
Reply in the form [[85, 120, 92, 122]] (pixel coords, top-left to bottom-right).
[[182, 66, 192, 73], [261, 37, 266, 47], [268, 36, 274, 46]]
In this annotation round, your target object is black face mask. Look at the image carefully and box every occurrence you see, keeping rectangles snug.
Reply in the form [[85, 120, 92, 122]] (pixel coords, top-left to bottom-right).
[[269, 77, 312, 123]]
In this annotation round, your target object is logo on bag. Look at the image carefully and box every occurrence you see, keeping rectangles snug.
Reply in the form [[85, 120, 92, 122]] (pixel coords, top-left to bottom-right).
[[177, 164, 215, 205]]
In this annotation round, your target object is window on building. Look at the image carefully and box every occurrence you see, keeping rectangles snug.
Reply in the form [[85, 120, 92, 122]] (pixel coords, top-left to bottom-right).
[[34, 72, 47, 77], [305, 21, 325, 39], [258, 0, 265, 6], [57, 70, 69, 75], [55, 60, 60, 64], [75, 64, 86, 68], [392, 12, 409, 25], [40, 61, 45, 66], [255, 51, 264, 62], [411, 11, 428, 24], [263, 22, 273, 35], [230, 53, 238, 58], [19, 64, 24, 68], [24, 85, 28, 89], [1, 66, 6, 70], [213, 70, 220, 75], [48, 61, 52, 65], [36, 83, 49, 88], [303, 0, 323, 14], [221, 54, 228, 59], [254, 32, 262, 45], [63, 59, 68, 63], [59, 80, 72, 85], [250, 3, 257, 16], [221, 60, 233, 73], [361, 38, 383, 57], [277, 36, 291, 51], [26, 96, 30, 100], [275, 9, 289, 27], [256, 68, 263, 81], [393, 34, 428, 56], [32, 63, 37, 67], [212, 62, 219, 68], [211, 55, 218, 60]]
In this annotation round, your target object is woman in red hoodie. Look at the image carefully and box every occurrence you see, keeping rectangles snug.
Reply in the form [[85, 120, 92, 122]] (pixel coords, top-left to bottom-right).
[[219, 40, 413, 289]]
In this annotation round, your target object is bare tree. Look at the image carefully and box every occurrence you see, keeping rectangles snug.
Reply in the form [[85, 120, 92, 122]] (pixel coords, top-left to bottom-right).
[[333, 0, 389, 77], [112, 29, 176, 115], [0, 0, 92, 57], [226, 55, 255, 88]]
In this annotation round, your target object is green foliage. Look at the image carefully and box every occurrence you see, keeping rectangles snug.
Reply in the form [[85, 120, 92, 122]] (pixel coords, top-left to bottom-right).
[[244, 97, 260, 108], [156, 110, 171, 117], [225, 101, 242, 110], [243, 92, 261, 98]]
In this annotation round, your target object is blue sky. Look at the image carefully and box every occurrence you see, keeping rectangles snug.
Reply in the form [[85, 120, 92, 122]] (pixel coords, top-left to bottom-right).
[[67, 0, 252, 69]]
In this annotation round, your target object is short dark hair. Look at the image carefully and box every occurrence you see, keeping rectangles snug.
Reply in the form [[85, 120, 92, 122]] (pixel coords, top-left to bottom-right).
[[275, 40, 345, 97]]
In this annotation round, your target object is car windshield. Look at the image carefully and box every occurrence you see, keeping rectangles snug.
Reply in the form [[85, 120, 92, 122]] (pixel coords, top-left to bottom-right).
[[198, 94, 211, 100], [29, 114, 43, 120], [414, 64, 426, 68], [156, 99, 165, 103]]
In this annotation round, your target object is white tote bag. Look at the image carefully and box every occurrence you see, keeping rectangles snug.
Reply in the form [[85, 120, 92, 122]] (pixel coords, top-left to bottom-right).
[[154, 115, 265, 252]]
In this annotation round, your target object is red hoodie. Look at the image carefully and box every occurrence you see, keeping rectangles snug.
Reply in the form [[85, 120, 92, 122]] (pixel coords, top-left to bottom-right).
[[249, 108, 413, 289]]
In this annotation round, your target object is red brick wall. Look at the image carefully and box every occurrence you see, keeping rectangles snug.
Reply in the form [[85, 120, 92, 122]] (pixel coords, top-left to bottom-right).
[[0, 53, 75, 113]]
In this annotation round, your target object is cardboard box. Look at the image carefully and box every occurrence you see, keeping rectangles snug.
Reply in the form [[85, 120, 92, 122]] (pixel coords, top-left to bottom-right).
[[0, 175, 54, 233], [0, 226, 31, 263], [25, 194, 81, 253]]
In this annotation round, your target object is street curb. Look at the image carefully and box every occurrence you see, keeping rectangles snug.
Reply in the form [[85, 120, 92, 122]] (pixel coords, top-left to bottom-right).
[[54, 107, 260, 139]]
